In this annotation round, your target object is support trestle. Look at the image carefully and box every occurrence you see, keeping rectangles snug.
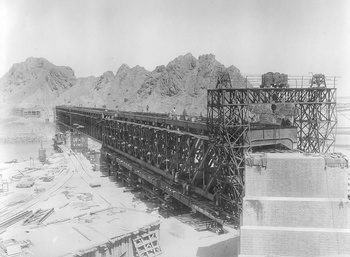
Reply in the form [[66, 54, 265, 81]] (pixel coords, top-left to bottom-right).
[[55, 86, 337, 223]]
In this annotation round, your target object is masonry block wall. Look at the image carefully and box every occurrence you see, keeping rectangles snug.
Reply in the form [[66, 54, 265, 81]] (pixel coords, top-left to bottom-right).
[[239, 153, 350, 257]]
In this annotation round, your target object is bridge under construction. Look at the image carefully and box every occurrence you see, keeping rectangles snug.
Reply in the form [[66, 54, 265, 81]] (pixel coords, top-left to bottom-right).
[[55, 74, 350, 256]]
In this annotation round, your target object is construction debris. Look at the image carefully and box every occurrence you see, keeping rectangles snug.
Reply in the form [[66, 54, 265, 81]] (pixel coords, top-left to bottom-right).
[[89, 181, 101, 188], [72, 226, 91, 241], [0, 210, 32, 229], [34, 187, 45, 194], [76, 193, 93, 201], [59, 203, 69, 209], [39, 175, 54, 182], [0, 239, 33, 256], [0, 239, 22, 256], [133, 230, 162, 257], [23, 208, 54, 226], [16, 178, 35, 188]]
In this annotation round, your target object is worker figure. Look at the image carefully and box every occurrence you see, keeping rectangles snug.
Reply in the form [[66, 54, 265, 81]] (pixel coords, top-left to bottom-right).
[[199, 112, 203, 119], [271, 104, 277, 114], [171, 107, 176, 120], [246, 109, 256, 123], [182, 183, 190, 196], [182, 109, 187, 120], [281, 115, 292, 127], [174, 172, 179, 183], [146, 105, 149, 112]]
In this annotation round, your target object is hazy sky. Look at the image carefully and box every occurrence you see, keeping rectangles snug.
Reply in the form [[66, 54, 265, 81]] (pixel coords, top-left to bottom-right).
[[1, 0, 350, 95]]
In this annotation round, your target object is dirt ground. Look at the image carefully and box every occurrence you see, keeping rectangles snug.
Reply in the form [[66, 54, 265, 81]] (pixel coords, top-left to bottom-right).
[[0, 141, 239, 257]]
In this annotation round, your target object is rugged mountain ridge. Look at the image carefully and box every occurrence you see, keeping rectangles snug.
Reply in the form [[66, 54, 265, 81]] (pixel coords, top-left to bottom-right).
[[59, 64, 149, 110], [0, 53, 248, 116], [0, 57, 76, 109], [127, 53, 247, 114]]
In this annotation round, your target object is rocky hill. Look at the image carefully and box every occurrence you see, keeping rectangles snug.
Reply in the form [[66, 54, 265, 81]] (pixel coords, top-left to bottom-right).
[[58, 64, 150, 111], [0, 54, 248, 117], [0, 57, 76, 109], [124, 53, 247, 115]]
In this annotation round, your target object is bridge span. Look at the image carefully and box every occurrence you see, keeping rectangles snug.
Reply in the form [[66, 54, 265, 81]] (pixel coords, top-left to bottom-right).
[[55, 86, 337, 227]]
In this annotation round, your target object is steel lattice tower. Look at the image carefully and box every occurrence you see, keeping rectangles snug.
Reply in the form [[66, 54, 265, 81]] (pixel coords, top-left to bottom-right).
[[207, 74, 337, 213]]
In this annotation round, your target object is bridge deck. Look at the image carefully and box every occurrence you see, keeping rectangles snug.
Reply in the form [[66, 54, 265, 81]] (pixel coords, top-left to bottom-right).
[[55, 86, 336, 225]]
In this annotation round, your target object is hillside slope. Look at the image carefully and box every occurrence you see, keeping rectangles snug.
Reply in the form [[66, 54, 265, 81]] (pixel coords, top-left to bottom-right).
[[0, 54, 248, 117], [58, 64, 149, 110], [0, 57, 76, 110], [123, 53, 247, 115]]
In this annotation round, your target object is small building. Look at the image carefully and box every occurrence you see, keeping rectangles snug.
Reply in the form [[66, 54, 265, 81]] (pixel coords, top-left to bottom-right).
[[12, 108, 41, 117], [23, 108, 41, 117]]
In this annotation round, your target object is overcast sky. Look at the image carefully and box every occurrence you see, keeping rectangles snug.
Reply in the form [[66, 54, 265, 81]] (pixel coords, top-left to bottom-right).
[[1, 0, 349, 95]]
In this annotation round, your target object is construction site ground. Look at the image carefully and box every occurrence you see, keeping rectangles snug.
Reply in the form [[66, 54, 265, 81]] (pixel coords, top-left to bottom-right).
[[0, 142, 239, 257]]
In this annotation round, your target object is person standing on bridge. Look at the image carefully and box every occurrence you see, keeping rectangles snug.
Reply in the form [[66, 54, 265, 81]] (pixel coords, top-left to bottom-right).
[[182, 109, 187, 120], [172, 107, 176, 119]]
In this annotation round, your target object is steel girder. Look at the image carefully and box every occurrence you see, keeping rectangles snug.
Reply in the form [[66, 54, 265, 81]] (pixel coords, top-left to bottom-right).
[[55, 106, 243, 218], [207, 87, 337, 151], [293, 90, 337, 152], [55, 86, 337, 219], [101, 119, 216, 195], [207, 89, 249, 214], [56, 107, 104, 142], [207, 87, 337, 213]]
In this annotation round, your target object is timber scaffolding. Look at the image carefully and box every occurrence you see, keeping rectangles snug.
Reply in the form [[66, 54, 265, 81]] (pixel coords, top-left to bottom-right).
[[55, 74, 338, 227]]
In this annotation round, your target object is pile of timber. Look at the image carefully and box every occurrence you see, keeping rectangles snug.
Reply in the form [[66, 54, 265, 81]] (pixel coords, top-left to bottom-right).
[[0, 211, 32, 229]]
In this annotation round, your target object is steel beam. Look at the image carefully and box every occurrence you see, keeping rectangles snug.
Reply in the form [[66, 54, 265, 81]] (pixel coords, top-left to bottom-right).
[[207, 87, 337, 214]]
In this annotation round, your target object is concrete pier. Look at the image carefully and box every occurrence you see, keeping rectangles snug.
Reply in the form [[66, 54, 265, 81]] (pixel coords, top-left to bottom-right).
[[239, 152, 350, 256]]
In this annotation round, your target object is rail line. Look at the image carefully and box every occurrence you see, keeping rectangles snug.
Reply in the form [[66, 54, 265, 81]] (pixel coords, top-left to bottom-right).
[[58, 145, 113, 207], [0, 145, 115, 230], [0, 154, 75, 228]]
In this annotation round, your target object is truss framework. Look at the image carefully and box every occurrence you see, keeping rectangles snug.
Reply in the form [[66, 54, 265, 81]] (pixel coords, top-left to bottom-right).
[[207, 87, 337, 212], [56, 87, 337, 219], [55, 106, 239, 220]]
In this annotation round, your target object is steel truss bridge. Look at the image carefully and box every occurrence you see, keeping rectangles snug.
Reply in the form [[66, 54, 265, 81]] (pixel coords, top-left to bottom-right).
[[55, 85, 337, 226]]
